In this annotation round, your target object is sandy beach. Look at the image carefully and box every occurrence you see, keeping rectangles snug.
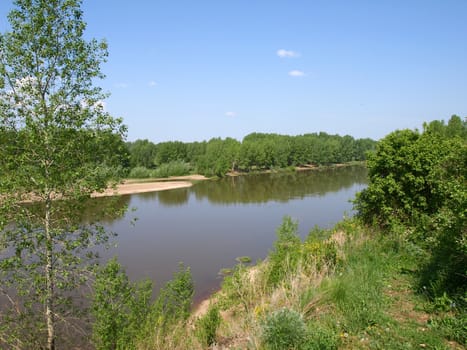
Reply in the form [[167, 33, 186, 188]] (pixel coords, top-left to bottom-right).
[[93, 175, 208, 198]]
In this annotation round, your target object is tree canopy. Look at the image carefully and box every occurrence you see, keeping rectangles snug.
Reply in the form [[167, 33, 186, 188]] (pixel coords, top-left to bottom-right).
[[355, 115, 466, 301], [127, 132, 376, 177], [0, 0, 126, 348]]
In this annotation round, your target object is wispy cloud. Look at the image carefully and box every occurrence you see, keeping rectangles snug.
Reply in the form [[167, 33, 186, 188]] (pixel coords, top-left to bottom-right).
[[148, 80, 157, 87], [115, 82, 128, 88], [288, 70, 306, 77], [225, 111, 237, 117], [277, 49, 300, 58]]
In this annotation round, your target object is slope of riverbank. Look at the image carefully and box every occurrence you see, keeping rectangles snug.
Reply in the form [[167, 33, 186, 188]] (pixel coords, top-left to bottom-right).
[[138, 219, 465, 349]]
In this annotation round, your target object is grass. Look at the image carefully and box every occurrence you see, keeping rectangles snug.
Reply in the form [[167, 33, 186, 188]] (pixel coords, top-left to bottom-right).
[[133, 218, 465, 349]]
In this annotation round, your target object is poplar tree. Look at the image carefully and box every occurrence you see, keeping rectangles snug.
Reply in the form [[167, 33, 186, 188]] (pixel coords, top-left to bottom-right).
[[0, 1, 127, 348]]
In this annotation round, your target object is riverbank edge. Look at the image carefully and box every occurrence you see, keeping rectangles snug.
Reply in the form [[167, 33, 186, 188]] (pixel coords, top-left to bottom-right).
[[183, 219, 463, 349], [225, 160, 366, 177], [105, 162, 366, 197]]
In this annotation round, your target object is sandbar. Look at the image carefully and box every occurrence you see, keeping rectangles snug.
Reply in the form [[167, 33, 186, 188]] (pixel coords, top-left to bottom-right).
[[93, 175, 208, 198]]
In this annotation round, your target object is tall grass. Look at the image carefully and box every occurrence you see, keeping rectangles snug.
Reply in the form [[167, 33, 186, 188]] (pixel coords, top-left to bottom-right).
[[328, 239, 391, 333]]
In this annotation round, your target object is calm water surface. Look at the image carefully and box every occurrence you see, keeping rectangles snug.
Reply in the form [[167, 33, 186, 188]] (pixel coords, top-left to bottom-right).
[[102, 166, 368, 301]]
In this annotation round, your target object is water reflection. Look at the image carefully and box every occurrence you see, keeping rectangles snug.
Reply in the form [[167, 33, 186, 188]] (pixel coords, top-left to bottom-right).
[[157, 188, 190, 206], [104, 165, 368, 302], [137, 166, 367, 207], [81, 195, 130, 224], [193, 166, 367, 204]]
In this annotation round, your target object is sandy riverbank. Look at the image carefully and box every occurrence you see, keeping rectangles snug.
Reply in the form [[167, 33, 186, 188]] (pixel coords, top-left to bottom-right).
[[93, 175, 208, 198]]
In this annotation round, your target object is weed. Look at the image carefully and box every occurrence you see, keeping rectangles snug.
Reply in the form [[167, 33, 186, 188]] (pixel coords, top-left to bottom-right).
[[195, 305, 221, 347], [261, 308, 307, 350], [267, 216, 301, 287]]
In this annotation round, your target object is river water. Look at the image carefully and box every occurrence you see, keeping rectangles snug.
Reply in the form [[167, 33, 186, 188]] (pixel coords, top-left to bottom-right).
[[102, 165, 368, 301]]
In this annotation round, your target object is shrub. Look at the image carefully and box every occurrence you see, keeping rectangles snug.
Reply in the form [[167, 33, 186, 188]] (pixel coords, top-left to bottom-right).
[[195, 305, 221, 347], [354, 116, 465, 231], [354, 116, 466, 303], [91, 258, 152, 350], [261, 308, 307, 350], [128, 166, 152, 178], [152, 263, 194, 327], [153, 160, 191, 178], [302, 233, 338, 272], [267, 216, 302, 287], [219, 263, 255, 312]]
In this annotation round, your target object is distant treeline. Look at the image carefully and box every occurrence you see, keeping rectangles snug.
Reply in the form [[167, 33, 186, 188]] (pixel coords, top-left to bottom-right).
[[127, 132, 376, 177]]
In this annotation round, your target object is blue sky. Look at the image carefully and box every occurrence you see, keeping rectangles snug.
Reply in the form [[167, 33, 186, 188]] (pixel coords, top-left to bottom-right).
[[1, 1, 466, 142]]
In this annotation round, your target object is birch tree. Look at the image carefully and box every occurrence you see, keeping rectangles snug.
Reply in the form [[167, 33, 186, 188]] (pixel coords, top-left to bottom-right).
[[0, 0, 127, 348]]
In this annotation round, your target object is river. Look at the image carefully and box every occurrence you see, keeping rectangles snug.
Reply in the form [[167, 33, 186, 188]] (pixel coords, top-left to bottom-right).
[[101, 165, 368, 302]]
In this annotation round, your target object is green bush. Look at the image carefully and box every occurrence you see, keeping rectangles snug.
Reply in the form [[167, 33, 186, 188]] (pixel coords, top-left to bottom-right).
[[195, 305, 221, 347], [354, 115, 466, 303], [92, 260, 195, 349], [152, 263, 194, 327], [128, 166, 152, 178], [267, 216, 302, 287], [153, 160, 192, 178], [302, 232, 338, 272], [91, 258, 152, 350], [261, 308, 307, 350]]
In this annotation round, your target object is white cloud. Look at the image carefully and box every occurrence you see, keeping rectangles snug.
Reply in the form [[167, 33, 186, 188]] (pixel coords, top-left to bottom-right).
[[277, 49, 300, 58], [115, 82, 128, 88], [225, 111, 237, 117], [288, 70, 306, 77], [148, 80, 157, 87]]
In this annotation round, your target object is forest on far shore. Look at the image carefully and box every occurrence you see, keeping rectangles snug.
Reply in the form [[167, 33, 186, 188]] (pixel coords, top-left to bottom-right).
[[126, 132, 377, 177]]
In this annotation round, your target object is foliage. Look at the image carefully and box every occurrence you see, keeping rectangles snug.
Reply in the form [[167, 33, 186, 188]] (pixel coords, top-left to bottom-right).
[[127, 161, 192, 178], [261, 308, 307, 350], [196, 137, 240, 176], [353, 115, 466, 331], [195, 305, 221, 347], [429, 312, 467, 346], [152, 263, 194, 328], [219, 261, 257, 312], [152, 160, 192, 178], [355, 115, 466, 229], [418, 140, 467, 297], [0, 1, 127, 349], [92, 260, 196, 350], [91, 258, 152, 350], [267, 216, 302, 287], [131, 263, 194, 349], [154, 141, 188, 166], [128, 166, 153, 178], [127, 132, 376, 178], [303, 232, 338, 272], [127, 139, 157, 168]]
